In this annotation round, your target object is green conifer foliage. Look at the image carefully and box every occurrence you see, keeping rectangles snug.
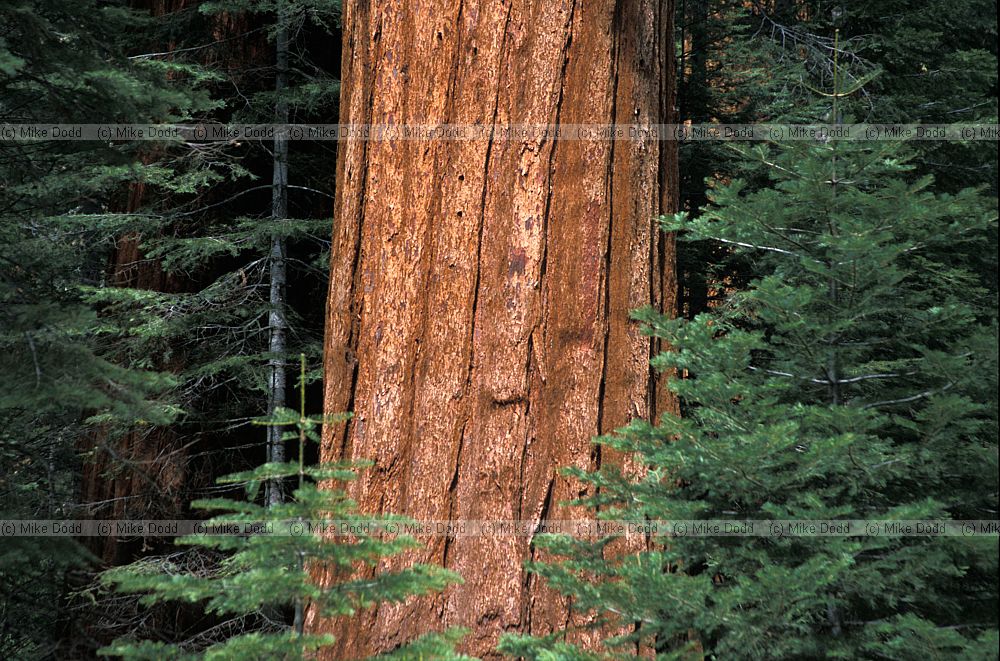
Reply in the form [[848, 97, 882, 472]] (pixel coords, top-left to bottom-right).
[[501, 118, 998, 659], [101, 356, 472, 660]]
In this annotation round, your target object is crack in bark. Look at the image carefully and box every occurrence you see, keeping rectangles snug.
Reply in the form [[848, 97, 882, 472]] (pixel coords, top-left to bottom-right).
[[651, 0, 678, 419], [537, 0, 577, 385], [523, 475, 556, 635], [520, 0, 578, 642], [441, 418, 466, 569], [516, 332, 535, 521], [446, 0, 511, 541], [438, 1, 512, 628], [596, 0, 624, 454]]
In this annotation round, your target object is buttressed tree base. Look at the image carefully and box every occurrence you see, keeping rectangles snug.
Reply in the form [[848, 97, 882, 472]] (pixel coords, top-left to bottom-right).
[[310, 0, 679, 657]]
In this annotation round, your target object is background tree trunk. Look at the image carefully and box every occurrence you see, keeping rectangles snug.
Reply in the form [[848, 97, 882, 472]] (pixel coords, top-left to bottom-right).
[[311, 0, 678, 656], [77, 190, 189, 566], [265, 0, 290, 508]]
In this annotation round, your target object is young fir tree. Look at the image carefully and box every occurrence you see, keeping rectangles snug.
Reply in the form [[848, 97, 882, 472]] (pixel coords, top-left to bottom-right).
[[100, 356, 470, 660], [500, 101, 998, 661], [674, 0, 997, 321], [761, 0, 998, 194]]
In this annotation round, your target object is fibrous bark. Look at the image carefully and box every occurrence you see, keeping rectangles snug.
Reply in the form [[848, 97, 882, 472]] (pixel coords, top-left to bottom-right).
[[312, 1, 678, 656]]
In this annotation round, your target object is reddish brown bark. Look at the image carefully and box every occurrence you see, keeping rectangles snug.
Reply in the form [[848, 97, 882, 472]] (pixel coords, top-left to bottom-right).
[[76, 175, 191, 564], [312, 1, 678, 657]]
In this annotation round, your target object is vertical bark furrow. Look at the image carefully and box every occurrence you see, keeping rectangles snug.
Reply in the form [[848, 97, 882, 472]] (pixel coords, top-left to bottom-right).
[[596, 0, 623, 446]]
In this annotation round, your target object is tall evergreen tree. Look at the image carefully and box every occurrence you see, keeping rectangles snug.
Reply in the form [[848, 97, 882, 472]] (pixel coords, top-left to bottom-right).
[[2, 0, 343, 652], [189, 0, 343, 507]]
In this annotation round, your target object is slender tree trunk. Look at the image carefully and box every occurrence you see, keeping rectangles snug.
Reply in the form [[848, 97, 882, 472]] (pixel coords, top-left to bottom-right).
[[310, 1, 678, 657], [265, 4, 290, 507]]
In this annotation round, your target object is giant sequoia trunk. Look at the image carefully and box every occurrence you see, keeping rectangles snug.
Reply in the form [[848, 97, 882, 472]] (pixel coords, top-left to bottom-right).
[[311, 0, 678, 656]]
